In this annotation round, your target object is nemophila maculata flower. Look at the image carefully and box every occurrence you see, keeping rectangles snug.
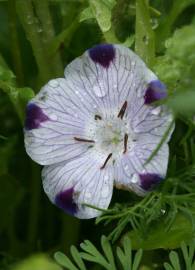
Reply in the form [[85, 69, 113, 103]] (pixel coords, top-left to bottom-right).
[[24, 44, 173, 219]]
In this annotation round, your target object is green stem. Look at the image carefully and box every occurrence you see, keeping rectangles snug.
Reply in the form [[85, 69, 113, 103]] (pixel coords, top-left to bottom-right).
[[16, 0, 52, 84], [27, 162, 41, 251], [60, 215, 80, 255], [135, 0, 155, 67], [32, 0, 63, 77], [8, 0, 24, 85]]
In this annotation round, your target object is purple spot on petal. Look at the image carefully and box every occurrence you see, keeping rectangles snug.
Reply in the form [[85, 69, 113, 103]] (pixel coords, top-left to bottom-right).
[[55, 187, 77, 216], [24, 103, 49, 130], [139, 173, 163, 191], [89, 44, 115, 68], [144, 80, 167, 104]]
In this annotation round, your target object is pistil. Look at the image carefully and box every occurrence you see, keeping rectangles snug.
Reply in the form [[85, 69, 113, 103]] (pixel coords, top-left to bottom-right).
[[118, 101, 127, 119], [123, 133, 128, 153], [74, 137, 95, 143], [100, 153, 112, 169]]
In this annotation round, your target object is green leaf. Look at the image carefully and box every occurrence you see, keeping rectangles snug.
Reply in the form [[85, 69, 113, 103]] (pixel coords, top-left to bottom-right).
[[132, 250, 143, 270], [11, 254, 62, 270], [126, 213, 195, 250], [169, 251, 181, 270], [0, 65, 34, 122], [135, 0, 155, 66], [89, 0, 113, 32], [164, 263, 174, 270], [54, 252, 78, 270], [157, 0, 195, 50], [101, 236, 116, 270], [79, 7, 94, 22], [70, 246, 86, 270]]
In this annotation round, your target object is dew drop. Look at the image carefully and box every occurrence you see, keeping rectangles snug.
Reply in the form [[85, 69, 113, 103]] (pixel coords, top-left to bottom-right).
[[93, 85, 106, 97], [49, 79, 59, 87], [131, 174, 139, 183], [151, 106, 161, 115]]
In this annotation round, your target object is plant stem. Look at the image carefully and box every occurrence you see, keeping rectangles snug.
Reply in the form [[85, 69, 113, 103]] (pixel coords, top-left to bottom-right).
[[32, 0, 63, 77], [8, 0, 24, 85], [135, 0, 155, 67], [27, 161, 41, 251], [16, 0, 52, 84], [60, 215, 80, 255]]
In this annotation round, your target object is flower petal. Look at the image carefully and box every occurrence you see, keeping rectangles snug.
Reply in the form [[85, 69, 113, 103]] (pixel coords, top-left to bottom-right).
[[114, 142, 169, 195], [64, 44, 158, 119], [24, 78, 94, 165], [42, 152, 114, 219]]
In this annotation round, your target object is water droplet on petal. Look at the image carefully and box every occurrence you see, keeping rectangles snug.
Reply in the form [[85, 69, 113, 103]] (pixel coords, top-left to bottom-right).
[[151, 106, 161, 115], [93, 85, 106, 97], [49, 80, 59, 88], [131, 174, 139, 183]]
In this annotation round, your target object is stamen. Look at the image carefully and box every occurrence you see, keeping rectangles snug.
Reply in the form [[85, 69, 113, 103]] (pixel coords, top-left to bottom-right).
[[74, 137, 95, 143], [118, 101, 127, 119], [123, 133, 128, 154], [95, 114, 102, 120], [100, 153, 112, 170]]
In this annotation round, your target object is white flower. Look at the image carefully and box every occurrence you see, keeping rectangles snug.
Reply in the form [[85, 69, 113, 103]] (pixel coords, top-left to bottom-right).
[[24, 44, 173, 219]]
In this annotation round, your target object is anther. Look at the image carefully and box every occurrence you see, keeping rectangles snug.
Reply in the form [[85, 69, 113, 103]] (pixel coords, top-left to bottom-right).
[[118, 101, 127, 119], [123, 133, 128, 154], [74, 137, 95, 143], [95, 114, 102, 120], [100, 153, 112, 170]]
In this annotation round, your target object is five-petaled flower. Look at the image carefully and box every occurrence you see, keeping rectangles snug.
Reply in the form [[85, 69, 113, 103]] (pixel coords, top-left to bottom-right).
[[24, 44, 173, 219]]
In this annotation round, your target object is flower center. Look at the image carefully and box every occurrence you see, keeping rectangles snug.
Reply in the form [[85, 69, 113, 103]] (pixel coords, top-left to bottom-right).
[[75, 101, 137, 169], [93, 118, 129, 155]]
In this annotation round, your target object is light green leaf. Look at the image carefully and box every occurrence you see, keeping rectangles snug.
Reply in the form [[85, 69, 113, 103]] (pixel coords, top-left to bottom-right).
[[79, 7, 94, 22], [169, 251, 181, 270], [54, 252, 78, 270], [126, 213, 195, 250], [70, 246, 86, 270], [0, 65, 34, 122], [11, 254, 62, 270], [89, 0, 113, 32]]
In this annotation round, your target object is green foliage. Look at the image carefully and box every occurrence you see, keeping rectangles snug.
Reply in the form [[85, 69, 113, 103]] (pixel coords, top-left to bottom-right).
[[55, 235, 143, 270], [11, 254, 62, 270], [164, 240, 195, 270], [80, 0, 116, 33], [1, 0, 195, 269], [0, 64, 34, 122], [135, 0, 155, 66]]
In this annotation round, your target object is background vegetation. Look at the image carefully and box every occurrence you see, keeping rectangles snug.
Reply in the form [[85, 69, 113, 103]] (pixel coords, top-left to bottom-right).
[[1, 0, 195, 269]]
